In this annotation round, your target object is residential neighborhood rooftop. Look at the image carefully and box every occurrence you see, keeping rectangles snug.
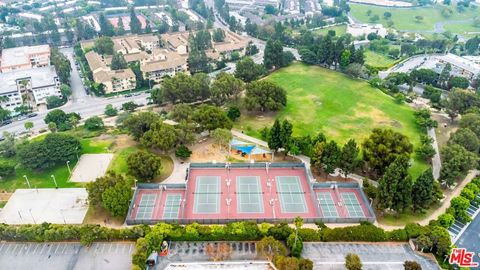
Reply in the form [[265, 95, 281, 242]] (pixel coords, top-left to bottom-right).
[[0, 66, 58, 94]]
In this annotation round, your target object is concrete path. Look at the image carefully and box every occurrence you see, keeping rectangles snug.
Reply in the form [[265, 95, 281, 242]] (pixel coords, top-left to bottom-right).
[[163, 154, 189, 184], [428, 127, 441, 180]]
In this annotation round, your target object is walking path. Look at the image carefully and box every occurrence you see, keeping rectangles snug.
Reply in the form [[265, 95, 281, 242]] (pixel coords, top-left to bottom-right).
[[377, 170, 479, 230], [428, 127, 441, 180]]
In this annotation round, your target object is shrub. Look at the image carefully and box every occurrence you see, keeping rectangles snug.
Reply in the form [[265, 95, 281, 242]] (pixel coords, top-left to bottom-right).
[[404, 260, 422, 270], [268, 223, 294, 240], [0, 161, 15, 178], [286, 233, 303, 257], [387, 229, 408, 241], [323, 224, 387, 242], [84, 116, 104, 130], [298, 228, 321, 241], [345, 253, 362, 270], [175, 145, 192, 159]]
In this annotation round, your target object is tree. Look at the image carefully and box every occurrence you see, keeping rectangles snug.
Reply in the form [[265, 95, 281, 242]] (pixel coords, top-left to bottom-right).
[[403, 261, 422, 270], [192, 104, 233, 131], [141, 121, 177, 152], [256, 236, 287, 261], [319, 141, 340, 176], [46, 96, 65, 109], [0, 161, 15, 178], [60, 84, 72, 99], [44, 109, 80, 131], [122, 102, 138, 112], [187, 46, 210, 74], [17, 133, 81, 170], [448, 128, 479, 153], [383, 12, 392, 19], [210, 72, 244, 105], [339, 139, 359, 178], [234, 57, 265, 82], [24, 121, 34, 133], [448, 76, 469, 89], [412, 168, 435, 212], [443, 89, 480, 121], [211, 128, 232, 152], [280, 120, 293, 155], [50, 49, 71, 85], [175, 145, 192, 159], [86, 171, 131, 213], [84, 116, 104, 130], [122, 112, 159, 140], [0, 132, 16, 158], [104, 104, 118, 116], [415, 16, 424, 23], [345, 63, 366, 78], [440, 144, 477, 186], [117, 17, 126, 35], [129, 7, 142, 34], [127, 151, 162, 181], [268, 120, 283, 152], [345, 253, 362, 270], [378, 156, 413, 212], [98, 13, 115, 36], [212, 28, 225, 42], [264, 39, 284, 70], [362, 129, 413, 175], [245, 81, 287, 112], [48, 122, 57, 133], [102, 180, 132, 217], [161, 73, 210, 104], [340, 50, 351, 70], [227, 106, 241, 121], [111, 52, 128, 70], [93, 36, 114, 55], [438, 63, 451, 88]]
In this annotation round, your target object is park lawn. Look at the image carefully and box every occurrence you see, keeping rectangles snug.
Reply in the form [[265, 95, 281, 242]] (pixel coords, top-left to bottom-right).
[[349, 3, 479, 32], [313, 25, 347, 36], [235, 63, 428, 177], [0, 138, 112, 192], [109, 146, 174, 183], [443, 22, 480, 37], [377, 204, 438, 226], [365, 50, 399, 69]]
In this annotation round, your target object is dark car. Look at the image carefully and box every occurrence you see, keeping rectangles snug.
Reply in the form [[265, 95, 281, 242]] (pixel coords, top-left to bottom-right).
[[27, 113, 38, 118], [1, 120, 12, 126]]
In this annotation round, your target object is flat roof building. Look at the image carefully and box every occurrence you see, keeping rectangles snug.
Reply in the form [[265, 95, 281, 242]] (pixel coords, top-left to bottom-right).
[[0, 44, 50, 73]]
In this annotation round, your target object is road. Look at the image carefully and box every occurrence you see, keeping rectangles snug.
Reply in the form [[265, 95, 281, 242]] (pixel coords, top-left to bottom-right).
[[59, 47, 90, 103], [456, 211, 480, 269]]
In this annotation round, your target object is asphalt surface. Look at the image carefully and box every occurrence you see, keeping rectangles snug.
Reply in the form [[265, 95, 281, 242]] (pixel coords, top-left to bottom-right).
[[456, 212, 480, 269], [0, 242, 135, 270], [302, 242, 440, 270]]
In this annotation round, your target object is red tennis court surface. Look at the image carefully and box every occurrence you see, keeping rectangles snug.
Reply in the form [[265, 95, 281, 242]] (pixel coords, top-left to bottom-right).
[[126, 163, 376, 225]]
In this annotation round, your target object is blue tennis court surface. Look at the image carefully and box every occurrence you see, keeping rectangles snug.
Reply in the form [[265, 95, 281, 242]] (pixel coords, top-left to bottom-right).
[[341, 192, 365, 218], [163, 194, 182, 219], [236, 176, 264, 213], [317, 192, 339, 218], [276, 176, 307, 213], [193, 176, 221, 214], [136, 194, 157, 219]]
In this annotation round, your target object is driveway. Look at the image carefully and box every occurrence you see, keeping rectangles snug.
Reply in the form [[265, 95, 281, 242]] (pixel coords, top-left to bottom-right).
[[302, 242, 440, 270], [0, 242, 135, 270]]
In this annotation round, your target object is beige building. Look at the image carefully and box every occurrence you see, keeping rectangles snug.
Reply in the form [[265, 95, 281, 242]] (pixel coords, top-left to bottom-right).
[[0, 44, 51, 73], [160, 32, 190, 55], [84, 50, 136, 94], [141, 49, 188, 82]]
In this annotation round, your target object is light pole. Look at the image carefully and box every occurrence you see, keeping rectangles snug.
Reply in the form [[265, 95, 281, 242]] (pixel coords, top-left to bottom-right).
[[75, 147, 79, 161], [66, 161, 71, 174], [23, 175, 31, 188], [51, 175, 58, 189]]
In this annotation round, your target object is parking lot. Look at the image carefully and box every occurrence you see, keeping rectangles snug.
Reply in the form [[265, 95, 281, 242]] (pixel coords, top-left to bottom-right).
[[302, 242, 440, 270], [456, 212, 480, 269], [0, 242, 135, 270]]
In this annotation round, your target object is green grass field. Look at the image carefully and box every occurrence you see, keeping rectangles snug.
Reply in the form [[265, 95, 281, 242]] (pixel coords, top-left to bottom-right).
[[236, 63, 428, 177], [0, 138, 113, 192], [313, 25, 347, 36], [350, 3, 479, 33], [365, 50, 399, 69]]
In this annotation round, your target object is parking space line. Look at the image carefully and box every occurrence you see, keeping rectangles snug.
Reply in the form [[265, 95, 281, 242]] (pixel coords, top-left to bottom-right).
[[12, 245, 20, 254], [101, 243, 106, 253], [27, 244, 36, 254], [2, 244, 10, 254], [61, 244, 67, 254], [39, 244, 47, 255], [54, 244, 61, 253], [128, 245, 132, 253], [32, 244, 39, 255], [0, 243, 5, 253]]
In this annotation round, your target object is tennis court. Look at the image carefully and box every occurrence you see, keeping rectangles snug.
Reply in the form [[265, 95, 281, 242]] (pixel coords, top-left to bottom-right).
[[236, 176, 264, 213], [317, 192, 339, 218], [163, 194, 182, 219], [193, 176, 221, 214], [341, 192, 365, 218], [136, 194, 157, 219], [276, 176, 308, 213]]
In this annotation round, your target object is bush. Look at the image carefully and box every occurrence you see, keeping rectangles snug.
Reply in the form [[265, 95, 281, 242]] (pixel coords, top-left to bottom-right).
[[127, 151, 162, 181], [268, 223, 294, 240], [84, 116, 104, 130], [0, 161, 15, 178], [46, 96, 65, 109], [322, 224, 387, 242], [298, 228, 321, 241], [175, 145, 192, 159], [345, 253, 362, 270], [387, 229, 408, 241], [404, 260, 422, 270], [104, 104, 118, 116], [286, 233, 303, 257]]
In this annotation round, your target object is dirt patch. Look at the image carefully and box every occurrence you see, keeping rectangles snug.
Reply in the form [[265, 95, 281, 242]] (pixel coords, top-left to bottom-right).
[[190, 140, 228, 163], [112, 135, 138, 151], [354, 106, 390, 123]]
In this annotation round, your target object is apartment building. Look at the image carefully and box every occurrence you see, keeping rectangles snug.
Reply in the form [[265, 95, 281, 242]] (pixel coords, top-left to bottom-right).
[[140, 49, 188, 82], [0, 66, 61, 111], [0, 44, 51, 73], [85, 50, 136, 94]]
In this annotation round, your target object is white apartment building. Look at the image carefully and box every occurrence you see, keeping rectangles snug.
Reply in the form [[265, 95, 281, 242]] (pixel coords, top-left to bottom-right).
[[0, 66, 61, 111], [0, 44, 51, 73]]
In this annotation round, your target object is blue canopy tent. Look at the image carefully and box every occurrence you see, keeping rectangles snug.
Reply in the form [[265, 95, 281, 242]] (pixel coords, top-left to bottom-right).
[[230, 139, 273, 161]]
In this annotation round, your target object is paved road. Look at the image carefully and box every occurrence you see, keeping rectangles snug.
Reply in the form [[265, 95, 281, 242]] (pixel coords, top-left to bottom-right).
[[59, 47, 90, 103], [0, 242, 135, 270], [302, 242, 440, 270]]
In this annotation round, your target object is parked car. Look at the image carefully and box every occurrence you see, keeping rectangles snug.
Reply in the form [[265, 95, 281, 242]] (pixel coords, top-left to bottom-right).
[[27, 113, 38, 118]]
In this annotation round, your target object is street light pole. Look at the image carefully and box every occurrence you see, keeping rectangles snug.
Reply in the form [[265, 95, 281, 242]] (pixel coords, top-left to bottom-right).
[[51, 175, 58, 189], [23, 175, 31, 188], [66, 161, 71, 174]]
